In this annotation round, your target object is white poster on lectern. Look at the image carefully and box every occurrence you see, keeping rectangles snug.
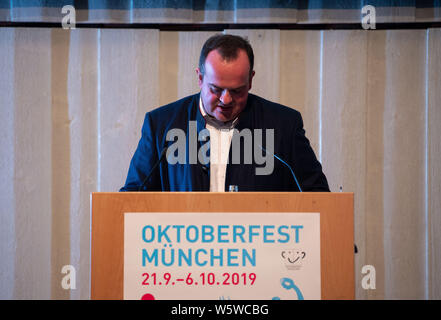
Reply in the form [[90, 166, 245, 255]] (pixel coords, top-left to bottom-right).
[[124, 212, 320, 300]]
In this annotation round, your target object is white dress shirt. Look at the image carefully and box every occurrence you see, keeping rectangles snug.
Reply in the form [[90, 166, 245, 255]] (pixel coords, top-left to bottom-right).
[[199, 97, 238, 192]]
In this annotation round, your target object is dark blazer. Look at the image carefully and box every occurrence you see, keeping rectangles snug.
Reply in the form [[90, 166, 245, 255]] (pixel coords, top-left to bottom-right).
[[120, 93, 329, 192]]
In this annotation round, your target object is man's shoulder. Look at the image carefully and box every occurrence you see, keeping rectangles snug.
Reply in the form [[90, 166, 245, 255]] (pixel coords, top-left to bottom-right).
[[149, 93, 198, 120], [248, 93, 302, 119]]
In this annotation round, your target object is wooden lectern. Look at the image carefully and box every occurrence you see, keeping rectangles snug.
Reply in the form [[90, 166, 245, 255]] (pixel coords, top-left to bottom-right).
[[91, 192, 354, 300]]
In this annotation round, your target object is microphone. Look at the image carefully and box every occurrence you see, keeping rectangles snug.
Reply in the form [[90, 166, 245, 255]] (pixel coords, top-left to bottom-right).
[[259, 145, 303, 192], [201, 164, 209, 174], [138, 146, 168, 191]]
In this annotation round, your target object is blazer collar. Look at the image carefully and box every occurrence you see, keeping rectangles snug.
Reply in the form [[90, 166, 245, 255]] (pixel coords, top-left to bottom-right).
[[236, 93, 254, 131]]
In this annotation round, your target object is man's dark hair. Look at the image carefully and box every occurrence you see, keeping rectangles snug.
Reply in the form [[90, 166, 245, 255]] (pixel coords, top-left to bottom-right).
[[198, 34, 254, 78]]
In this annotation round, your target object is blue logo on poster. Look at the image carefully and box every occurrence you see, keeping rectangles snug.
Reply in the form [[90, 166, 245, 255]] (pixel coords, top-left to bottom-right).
[[272, 277, 304, 300]]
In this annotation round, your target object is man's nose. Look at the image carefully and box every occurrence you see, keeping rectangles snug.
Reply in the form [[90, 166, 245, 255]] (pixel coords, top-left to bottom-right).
[[219, 90, 232, 105]]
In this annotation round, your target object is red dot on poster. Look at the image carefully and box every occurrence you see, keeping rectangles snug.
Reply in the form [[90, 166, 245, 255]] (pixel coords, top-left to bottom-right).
[[141, 293, 155, 300]]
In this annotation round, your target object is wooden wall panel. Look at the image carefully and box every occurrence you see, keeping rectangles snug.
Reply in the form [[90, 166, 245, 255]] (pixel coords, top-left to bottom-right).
[[159, 31, 179, 106], [99, 29, 159, 192], [0, 28, 16, 300], [279, 30, 322, 155], [364, 30, 388, 299], [13, 28, 53, 299], [50, 28, 71, 300], [382, 30, 427, 299], [320, 30, 369, 299], [66, 28, 99, 300], [428, 28, 441, 300]]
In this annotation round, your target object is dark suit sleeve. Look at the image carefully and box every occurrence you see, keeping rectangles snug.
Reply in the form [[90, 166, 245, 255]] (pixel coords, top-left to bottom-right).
[[120, 113, 161, 191], [292, 113, 330, 192]]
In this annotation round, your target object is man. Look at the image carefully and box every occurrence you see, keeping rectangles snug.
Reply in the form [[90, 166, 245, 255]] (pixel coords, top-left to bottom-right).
[[120, 34, 329, 192]]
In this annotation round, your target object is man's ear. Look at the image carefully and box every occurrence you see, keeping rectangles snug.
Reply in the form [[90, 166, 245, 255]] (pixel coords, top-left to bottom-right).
[[248, 70, 255, 91], [196, 68, 204, 88]]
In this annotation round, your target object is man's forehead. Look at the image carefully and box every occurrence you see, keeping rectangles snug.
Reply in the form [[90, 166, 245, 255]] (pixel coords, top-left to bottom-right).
[[203, 69, 249, 89]]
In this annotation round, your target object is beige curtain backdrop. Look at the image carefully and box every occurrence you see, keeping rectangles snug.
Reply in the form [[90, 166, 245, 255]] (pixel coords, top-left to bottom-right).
[[0, 27, 440, 300]]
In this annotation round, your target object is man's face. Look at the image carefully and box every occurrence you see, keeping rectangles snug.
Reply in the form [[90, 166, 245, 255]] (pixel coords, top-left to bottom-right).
[[197, 49, 255, 122]]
